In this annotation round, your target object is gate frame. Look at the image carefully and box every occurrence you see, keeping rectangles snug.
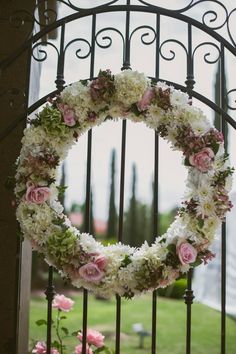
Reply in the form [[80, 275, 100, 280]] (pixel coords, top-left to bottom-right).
[[1, 1, 236, 354]]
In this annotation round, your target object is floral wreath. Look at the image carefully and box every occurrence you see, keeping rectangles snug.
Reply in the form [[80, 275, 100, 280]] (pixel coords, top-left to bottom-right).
[[15, 69, 233, 298]]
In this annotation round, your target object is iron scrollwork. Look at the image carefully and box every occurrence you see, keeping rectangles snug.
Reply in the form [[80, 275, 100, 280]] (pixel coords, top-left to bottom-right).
[[31, 41, 59, 62], [192, 42, 221, 64], [226, 89, 236, 110], [129, 25, 157, 45]]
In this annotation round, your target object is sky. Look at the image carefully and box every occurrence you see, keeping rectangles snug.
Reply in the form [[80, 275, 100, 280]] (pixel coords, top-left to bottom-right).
[[35, 0, 236, 221]]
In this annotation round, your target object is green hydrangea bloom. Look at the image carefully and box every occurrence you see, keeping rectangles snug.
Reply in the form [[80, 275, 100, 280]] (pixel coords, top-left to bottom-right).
[[46, 228, 78, 266], [38, 105, 70, 137]]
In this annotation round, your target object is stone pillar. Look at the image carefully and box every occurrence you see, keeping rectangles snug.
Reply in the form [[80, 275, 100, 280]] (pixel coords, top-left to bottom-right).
[[0, 1, 35, 353]]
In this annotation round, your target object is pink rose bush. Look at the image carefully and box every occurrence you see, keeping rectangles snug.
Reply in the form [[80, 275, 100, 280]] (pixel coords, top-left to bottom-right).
[[25, 182, 50, 204], [32, 341, 59, 354], [77, 329, 105, 348], [52, 294, 74, 312], [32, 293, 109, 354], [75, 344, 93, 354], [177, 241, 197, 265], [76, 329, 106, 353], [189, 147, 214, 172]]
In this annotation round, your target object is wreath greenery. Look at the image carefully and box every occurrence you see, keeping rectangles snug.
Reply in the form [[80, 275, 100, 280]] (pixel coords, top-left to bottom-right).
[[15, 70, 233, 298]]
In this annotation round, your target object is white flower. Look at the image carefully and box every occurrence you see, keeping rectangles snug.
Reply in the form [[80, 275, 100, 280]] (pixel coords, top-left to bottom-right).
[[114, 70, 149, 106], [79, 233, 103, 253], [196, 198, 216, 218], [170, 90, 189, 107]]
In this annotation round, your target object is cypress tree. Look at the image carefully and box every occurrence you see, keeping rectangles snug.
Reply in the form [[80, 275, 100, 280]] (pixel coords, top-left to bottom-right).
[[137, 202, 149, 246], [127, 163, 138, 246], [106, 149, 117, 239], [81, 189, 95, 237]]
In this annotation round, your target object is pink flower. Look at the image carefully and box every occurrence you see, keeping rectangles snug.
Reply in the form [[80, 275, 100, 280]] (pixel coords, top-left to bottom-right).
[[189, 147, 214, 172], [77, 329, 105, 348], [137, 87, 155, 111], [51, 349, 59, 354], [79, 263, 104, 282], [32, 342, 59, 354], [94, 255, 107, 270], [75, 344, 93, 354], [52, 294, 74, 312], [25, 182, 50, 204], [177, 241, 197, 265], [59, 103, 76, 126]]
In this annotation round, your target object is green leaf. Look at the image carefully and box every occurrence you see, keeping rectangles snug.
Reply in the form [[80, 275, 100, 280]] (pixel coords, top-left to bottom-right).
[[61, 326, 69, 335], [184, 157, 191, 167], [60, 315, 67, 320], [197, 218, 204, 229], [80, 79, 88, 86], [35, 319, 47, 326], [51, 340, 61, 349], [71, 330, 79, 336], [191, 258, 202, 267], [120, 255, 132, 268], [211, 142, 220, 155], [56, 185, 68, 199], [130, 103, 143, 116], [167, 243, 176, 254]]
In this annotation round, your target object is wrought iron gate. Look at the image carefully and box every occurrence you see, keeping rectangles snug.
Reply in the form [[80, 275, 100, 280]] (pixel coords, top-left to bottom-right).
[[1, 1, 236, 353]]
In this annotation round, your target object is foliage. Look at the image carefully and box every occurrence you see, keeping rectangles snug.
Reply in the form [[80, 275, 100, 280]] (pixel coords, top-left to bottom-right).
[[29, 294, 236, 354], [106, 149, 118, 239]]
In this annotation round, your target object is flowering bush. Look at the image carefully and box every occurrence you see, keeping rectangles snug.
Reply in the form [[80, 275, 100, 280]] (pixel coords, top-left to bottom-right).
[[31, 294, 111, 354], [15, 69, 233, 299]]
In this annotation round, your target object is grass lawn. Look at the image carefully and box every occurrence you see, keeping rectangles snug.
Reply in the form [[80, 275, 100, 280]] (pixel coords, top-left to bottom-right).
[[29, 293, 236, 353]]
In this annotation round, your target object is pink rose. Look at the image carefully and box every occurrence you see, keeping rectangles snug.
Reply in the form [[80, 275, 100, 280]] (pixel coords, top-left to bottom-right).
[[75, 344, 93, 354], [79, 263, 104, 282], [137, 87, 155, 111], [189, 147, 214, 172], [32, 342, 59, 354], [59, 103, 76, 126], [78, 329, 105, 348], [94, 255, 107, 270], [25, 182, 50, 204], [52, 294, 74, 312], [177, 242, 197, 265]]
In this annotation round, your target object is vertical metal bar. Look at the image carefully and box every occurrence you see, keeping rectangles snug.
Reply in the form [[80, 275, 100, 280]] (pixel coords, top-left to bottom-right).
[[220, 43, 226, 354], [45, 266, 55, 354], [115, 119, 127, 354], [55, 22, 66, 92], [121, 0, 131, 71], [115, 2, 130, 351], [151, 13, 160, 354], [185, 23, 195, 95], [184, 269, 194, 354], [82, 14, 96, 354], [151, 132, 159, 354], [82, 130, 92, 354], [184, 23, 195, 354]]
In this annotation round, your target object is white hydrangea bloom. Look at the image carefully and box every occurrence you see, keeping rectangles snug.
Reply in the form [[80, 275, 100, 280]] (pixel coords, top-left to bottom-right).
[[114, 70, 149, 106]]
